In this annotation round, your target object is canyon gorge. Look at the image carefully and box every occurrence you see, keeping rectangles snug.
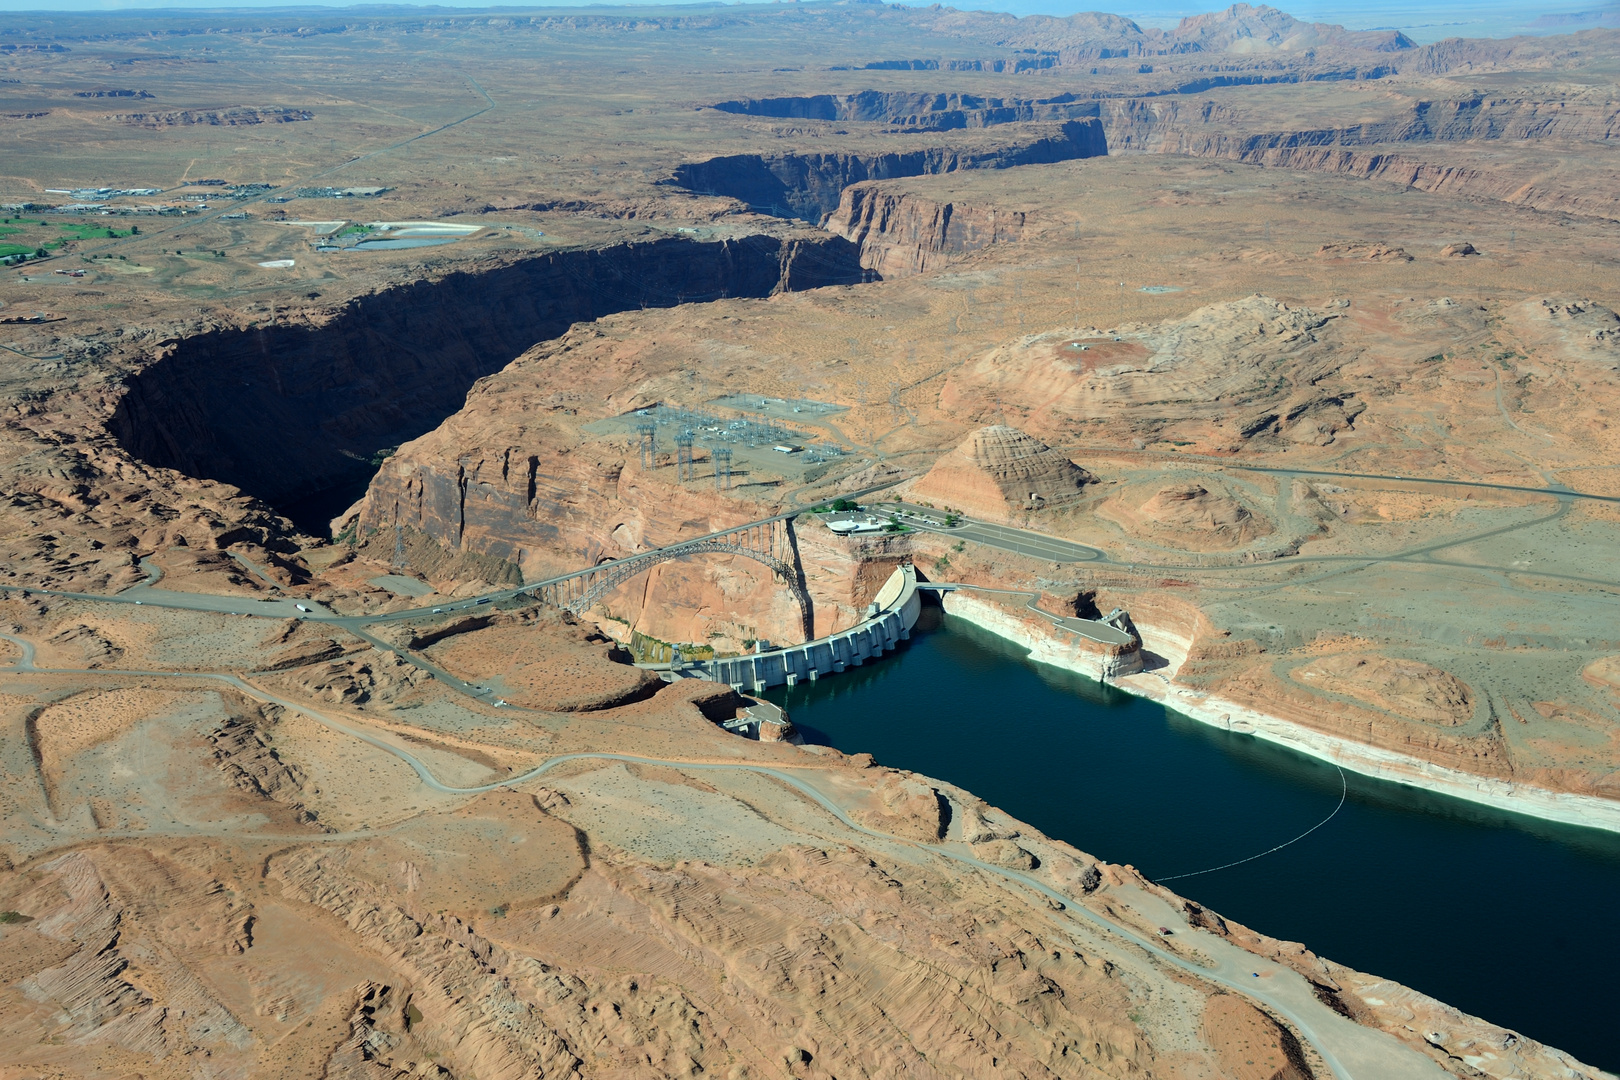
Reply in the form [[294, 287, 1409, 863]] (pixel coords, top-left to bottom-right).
[[2, 2, 1619, 1078]]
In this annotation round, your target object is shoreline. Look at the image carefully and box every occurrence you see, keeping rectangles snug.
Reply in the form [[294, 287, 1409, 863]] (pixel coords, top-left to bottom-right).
[[938, 592, 1620, 836]]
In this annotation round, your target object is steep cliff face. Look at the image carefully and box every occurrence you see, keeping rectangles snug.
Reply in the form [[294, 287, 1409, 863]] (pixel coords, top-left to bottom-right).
[[360, 432, 882, 644], [1101, 94, 1620, 219], [825, 184, 1026, 276], [363, 438, 765, 586], [589, 526, 895, 649], [108, 232, 861, 522], [350, 311, 919, 642], [710, 90, 1102, 130], [1104, 94, 1620, 153], [1216, 146, 1620, 220], [669, 119, 1106, 222]]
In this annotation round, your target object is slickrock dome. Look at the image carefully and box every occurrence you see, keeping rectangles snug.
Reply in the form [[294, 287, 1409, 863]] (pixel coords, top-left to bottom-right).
[[1138, 482, 1267, 542], [911, 425, 1094, 522]]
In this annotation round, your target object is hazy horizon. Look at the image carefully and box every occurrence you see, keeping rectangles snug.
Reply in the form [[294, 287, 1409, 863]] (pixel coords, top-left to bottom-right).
[[0, 0, 1605, 45]]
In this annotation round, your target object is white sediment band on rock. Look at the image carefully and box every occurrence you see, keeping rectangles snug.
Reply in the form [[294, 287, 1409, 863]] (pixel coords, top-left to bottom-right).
[[940, 592, 1620, 835], [941, 591, 1141, 679]]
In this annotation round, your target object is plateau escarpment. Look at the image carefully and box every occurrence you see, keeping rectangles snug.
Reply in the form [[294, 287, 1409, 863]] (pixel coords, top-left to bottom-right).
[[1099, 91, 1620, 220], [670, 119, 1104, 222], [710, 90, 1105, 130], [108, 230, 860, 526]]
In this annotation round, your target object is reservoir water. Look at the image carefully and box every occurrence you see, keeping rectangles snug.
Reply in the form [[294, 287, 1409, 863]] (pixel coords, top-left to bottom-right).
[[768, 610, 1620, 1071]]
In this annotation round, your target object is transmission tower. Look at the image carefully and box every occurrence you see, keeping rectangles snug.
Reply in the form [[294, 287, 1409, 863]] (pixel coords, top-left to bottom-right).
[[637, 423, 656, 470], [714, 447, 732, 491], [675, 431, 695, 482]]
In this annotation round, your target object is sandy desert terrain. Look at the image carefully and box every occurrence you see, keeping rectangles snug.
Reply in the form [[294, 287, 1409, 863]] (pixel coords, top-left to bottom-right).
[[2, 3, 1619, 1078]]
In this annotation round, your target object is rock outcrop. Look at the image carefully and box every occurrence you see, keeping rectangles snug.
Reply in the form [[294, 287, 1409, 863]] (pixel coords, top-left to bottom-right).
[[910, 425, 1095, 522], [1120, 481, 1273, 548], [1509, 298, 1620, 368], [940, 297, 1362, 451], [1293, 652, 1475, 726], [826, 184, 1026, 276]]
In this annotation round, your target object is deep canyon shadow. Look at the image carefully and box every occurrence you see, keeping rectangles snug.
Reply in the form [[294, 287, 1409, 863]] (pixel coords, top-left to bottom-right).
[[670, 118, 1105, 222], [110, 232, 863, 533]]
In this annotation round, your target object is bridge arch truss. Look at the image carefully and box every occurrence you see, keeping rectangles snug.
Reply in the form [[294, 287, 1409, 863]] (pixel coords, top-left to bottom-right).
[[526, 517, 812, 641]]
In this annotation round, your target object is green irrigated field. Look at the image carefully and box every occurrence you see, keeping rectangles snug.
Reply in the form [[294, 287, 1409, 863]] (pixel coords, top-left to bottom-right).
[[56, 222, 136, 240], [0, 219, 137, 260]]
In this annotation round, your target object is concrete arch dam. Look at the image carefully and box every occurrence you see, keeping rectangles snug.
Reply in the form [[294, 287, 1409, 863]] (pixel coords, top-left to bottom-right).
[[694, 564, 924, 693]]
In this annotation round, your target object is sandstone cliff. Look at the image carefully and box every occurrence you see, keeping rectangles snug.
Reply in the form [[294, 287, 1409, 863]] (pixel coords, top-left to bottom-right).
[[1100, 93, 1620, 221], [825, 184, 1027, 276], [710, 89, 1102, 130]]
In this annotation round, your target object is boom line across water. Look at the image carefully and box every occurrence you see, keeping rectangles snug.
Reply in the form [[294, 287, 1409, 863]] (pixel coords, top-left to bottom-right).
[[1156, 762, 1347, 881]]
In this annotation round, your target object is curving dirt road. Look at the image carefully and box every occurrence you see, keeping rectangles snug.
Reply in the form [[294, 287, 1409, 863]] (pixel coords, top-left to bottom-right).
[[0, 628, 1447, 1080]]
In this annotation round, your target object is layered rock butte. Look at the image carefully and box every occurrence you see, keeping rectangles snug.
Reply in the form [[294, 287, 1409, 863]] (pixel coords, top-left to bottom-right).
[[1, 2, 1620, 1077], [909, 424, 1097, 519]]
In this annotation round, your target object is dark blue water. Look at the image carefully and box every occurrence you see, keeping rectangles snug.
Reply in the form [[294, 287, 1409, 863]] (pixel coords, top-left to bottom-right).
[[768, 611, 1620, 1071]]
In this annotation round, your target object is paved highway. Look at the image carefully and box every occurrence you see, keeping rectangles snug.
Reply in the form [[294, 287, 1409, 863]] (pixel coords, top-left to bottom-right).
[[1060, 444, 1618, 505], [6, 461, 1612, 659], [870, 500, 1108, 563]]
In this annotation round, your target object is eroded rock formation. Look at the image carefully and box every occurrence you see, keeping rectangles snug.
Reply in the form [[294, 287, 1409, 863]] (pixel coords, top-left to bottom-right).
[[827, 184, 1027, 276], [909, 425, 1096, 522]]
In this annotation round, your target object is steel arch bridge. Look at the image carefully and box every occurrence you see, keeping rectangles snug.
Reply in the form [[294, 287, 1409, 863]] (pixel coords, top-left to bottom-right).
[[525, 516, 812, 640]]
